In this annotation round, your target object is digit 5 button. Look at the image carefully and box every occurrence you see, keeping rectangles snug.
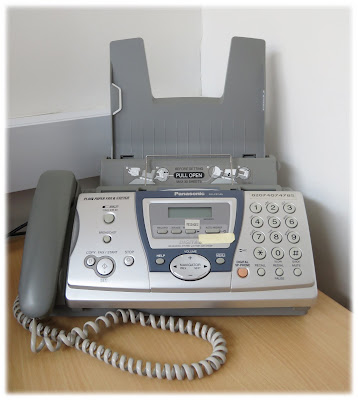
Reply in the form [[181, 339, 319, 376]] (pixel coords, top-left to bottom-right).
[[268, 217, 281, 228]]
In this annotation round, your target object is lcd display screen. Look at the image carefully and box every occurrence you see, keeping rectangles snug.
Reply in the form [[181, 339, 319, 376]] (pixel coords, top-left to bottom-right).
[[168, 207, 212, 219]]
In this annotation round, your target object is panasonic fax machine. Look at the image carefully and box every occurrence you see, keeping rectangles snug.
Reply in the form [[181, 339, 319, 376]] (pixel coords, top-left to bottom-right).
[[14, 37, 317, 380]]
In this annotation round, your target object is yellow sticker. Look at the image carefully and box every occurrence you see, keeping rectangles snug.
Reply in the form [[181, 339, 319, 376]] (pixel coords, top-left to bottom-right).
[[198, 233, 235, 244]]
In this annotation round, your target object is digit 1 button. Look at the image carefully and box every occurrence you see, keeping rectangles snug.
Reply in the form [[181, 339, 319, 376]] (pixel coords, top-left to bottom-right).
[[268, 217, 281, 228], [269, 231, 282, 243], [266, 203, 279, 213], [285, 217, 298, 228], [252, 231, 265, 243], [250, 202, 262, 213], [104, 213, 115, 224], [272, 247, 284, 260], [254, 247, 266, 260], [251, 216, 264, 228], [289, 247, 302, 260], [287, 231, 300, 244], [283, 203, 296, 214]]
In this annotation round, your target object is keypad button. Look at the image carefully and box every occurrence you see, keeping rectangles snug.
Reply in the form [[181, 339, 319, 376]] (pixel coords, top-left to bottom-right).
[[103, 213, 115, 224], [293, 268, 302, 276], [275, 268, 284, 277], [171, 228, 182, 234], [155, 257, 165, 265], [250, 202, 262, 213], [268, 217, 281, 228], [216, 257, 225, 265], [287, 231, 300, 244], [237, 268, 248, 278], [283, 203, 296, 214], [271, 247, 284, 260], [252, 231, 265, 243], [269, 231, 282, 244], [123, 256, 134, 266], [266, 203, 279, 213], [103, 235, 111, 243], [251, 216, 264, 228], [289, 247, 302, 260], [285, 217, 298, 228], [157, 228, 168, 234], [85, 256, 96, 267], [257, 268, 266, 277], [96, 258, 114, 276], [254, 247, 266, 260]]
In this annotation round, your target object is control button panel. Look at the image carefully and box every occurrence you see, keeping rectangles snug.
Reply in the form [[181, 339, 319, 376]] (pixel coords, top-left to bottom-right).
[[231, 191, 316, 292], [169, 254, 211, 281]]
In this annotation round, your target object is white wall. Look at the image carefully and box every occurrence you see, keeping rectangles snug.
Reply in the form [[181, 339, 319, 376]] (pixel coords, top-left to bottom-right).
[[201, 8, 351, 308], [7, 8, 202, 118]]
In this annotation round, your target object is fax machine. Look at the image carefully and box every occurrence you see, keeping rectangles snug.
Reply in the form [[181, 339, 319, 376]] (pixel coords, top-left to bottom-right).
[[18, 37, 317, 320]]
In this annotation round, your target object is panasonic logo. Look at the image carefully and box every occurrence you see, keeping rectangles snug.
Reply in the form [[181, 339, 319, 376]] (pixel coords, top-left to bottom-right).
[[174, 192, 205, 196]]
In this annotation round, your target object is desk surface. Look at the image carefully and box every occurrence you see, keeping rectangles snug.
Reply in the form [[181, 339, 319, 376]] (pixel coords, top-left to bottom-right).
[[7, 237, 351, 392]]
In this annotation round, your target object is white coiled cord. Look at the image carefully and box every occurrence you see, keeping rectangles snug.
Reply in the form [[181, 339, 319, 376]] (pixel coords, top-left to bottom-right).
[[13, 296, 227, 380]]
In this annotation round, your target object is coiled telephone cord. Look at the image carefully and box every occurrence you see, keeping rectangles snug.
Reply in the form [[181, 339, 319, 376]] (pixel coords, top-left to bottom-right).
[[13, 296, 227, 380]]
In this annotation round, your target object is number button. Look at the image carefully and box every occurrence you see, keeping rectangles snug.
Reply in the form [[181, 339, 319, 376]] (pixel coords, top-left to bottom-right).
[[252, 231, 265, 243], [250, 202, 262, 213], [268, 217, 281, 228], [289, 247, 302, 260], [251, 216, 264, 228], [287, 231, 300, 244], [283, 203, 296, 214], [270, 231, 282, 243], [254, 247, 266, 260], [266, 203, 279, 213], [271, 247, 284, 260], [285, 217, 298, 228]]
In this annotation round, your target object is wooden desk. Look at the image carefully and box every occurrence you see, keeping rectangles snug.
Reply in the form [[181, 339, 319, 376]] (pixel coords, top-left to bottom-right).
[[7, 237, 351, 392]]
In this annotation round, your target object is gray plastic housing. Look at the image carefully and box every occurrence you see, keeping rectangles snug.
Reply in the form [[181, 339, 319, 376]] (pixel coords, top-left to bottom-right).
[[110, 37, 266, 159], [18, 170, 78, 318]]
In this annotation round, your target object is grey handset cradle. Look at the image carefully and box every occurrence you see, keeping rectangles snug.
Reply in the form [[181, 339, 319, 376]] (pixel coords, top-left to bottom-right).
[[15, 37, 317, 381]]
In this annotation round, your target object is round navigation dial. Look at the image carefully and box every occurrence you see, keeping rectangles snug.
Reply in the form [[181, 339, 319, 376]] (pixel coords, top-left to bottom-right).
[[169, 254, 211, 281]]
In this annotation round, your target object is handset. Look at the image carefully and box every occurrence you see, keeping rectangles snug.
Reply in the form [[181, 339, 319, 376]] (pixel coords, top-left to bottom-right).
[[18, 170, 78, 318]]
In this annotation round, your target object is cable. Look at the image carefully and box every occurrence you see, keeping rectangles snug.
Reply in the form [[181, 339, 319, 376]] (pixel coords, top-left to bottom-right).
[[7, 222, 27, 238], [13, 296, 227, 380]]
